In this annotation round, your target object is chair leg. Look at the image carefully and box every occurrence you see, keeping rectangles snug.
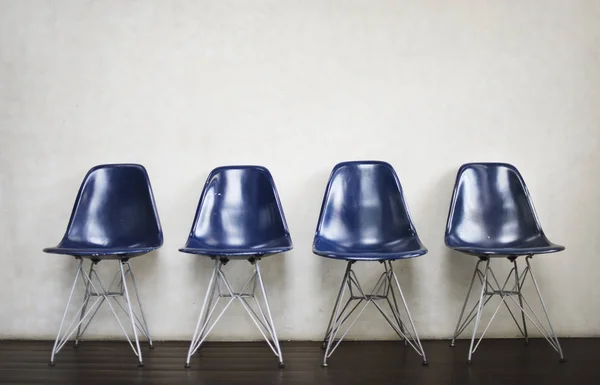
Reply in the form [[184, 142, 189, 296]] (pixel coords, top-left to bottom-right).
[[322, 263, 356, 367], [525, 256, 564, 362], [186, 260, 220, 368], [450, 259, 483, 347], [50, 259, 84, 366], [74, 262, 94, 347], [468, 259, 490, 364], [119, 261, 144, 367], [125, 262, 153, 348], [513, 259, 529, 345], [451, 257, 564, 363], [49, 259, 105, 366], [384, 265, 407, 345], [255, 261, 284, 368], [185, 259, 284, 368], [321, 261, 353, 350], [50, 259, 152, 367], [386, 261, 427, 365], [322, 261, 426, 367]]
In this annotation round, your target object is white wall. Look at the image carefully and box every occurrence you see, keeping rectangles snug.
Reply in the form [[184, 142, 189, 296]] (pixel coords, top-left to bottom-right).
[[1, 0, 599, 341]]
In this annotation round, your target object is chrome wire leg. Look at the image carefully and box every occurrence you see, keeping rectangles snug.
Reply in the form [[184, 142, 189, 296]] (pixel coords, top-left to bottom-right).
[[74, 262, 94, 347], [255, 261, 284, 368], [450, 257, 565, 364], [322, 262, 364, 367], [186, 260, 220, 368], [513, 259, 528, 345], [50, 259, 85, 366], [468, 259, 490, 364], [321, 262, 353, 351], [450, 260, 483, 347], [185, 258, 284, 369], [525, 256, 564, 362], [322, 260, 426, 367], [386, 261, 427, 365], [120, 261, 144, 367], [384, 262, 407, 345], [126, 262, 153, 349], [49, 259, 152, 367]]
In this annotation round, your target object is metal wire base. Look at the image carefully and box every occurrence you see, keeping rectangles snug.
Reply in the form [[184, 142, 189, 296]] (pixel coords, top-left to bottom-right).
[[49, 258, 152, 367], [321, 261, 427, 367], [450, 255, 564, 363], [185, 258, 284, 369]]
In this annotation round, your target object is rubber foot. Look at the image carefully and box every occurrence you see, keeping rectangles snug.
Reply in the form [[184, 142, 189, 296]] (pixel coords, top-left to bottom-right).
[[48, 361, 55, 367], [467, 360, 473, 365], [559, 358, 567, 364], [524, 341, 529, 346], [422, 361, 429, 366], [450, 343, 455, 348], [74, 342, 79, 349], [149, 344, 155, 349], [138, 362, 145, 368], [278, 362, 285, 369], [321, 363, 328, 368], [184, 364, 191, 369]]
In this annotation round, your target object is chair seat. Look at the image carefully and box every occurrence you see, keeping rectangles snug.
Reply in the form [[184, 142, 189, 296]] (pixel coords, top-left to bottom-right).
[[179, 247, 291, 258], [43, 246, 159, 259], [180, 236, 292, 258], [446, 233, 565, 256], [313, 237, 427, 261], [448, 244, 565, 256]]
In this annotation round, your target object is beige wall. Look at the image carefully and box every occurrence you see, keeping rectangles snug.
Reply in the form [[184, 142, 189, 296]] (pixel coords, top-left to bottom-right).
[[1, 0, 599, 340]]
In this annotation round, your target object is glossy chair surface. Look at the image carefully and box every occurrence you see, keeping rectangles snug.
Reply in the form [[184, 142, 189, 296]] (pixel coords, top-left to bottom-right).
[[446, 163, 565, 363], [314, 161, 428, 366], [45, 163, 161, 367], [43, 164, 163, 259], [180, 165, 292, 257], [181, 165, 291, 368], [313, 161, 427, 261], [445, 162, 564, 256]]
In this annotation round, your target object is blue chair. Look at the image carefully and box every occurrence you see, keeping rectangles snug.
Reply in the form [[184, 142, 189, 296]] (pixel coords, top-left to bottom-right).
[[446, 163, 565, 363], [180, 166, 292, 369], [314, 161, 428, 367], [44, 164, 163, 367]]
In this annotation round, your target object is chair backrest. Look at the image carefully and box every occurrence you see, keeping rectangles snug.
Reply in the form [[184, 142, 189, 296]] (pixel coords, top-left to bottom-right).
[[58, 164, 163, 249], [445, 163, 546, 248], [185, 166, 291, 249], [314, 161, 419, 248]]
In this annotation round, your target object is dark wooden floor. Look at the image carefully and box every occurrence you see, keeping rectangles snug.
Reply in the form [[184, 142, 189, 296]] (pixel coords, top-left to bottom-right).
[[0, 339, 598, 385]]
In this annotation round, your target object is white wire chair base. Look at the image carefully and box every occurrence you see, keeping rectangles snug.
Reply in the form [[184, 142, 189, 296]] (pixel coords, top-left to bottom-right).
[[321, 260, 427, 367], [49, 258, 152, 367], [185, 258, 284, 369], [450, 255, 565, 364]]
